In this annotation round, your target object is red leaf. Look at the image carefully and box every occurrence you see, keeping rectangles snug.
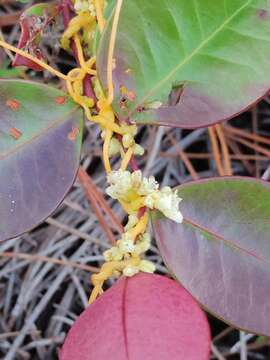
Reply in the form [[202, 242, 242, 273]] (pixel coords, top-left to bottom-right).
[[12, 4, 57, 71], [60, 273, 211, 360]]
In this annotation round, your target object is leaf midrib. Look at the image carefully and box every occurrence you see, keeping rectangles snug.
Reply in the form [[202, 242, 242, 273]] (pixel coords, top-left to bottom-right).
[[184, 217, 270, 266], [0, 106, 79, 160], [129, 0, 252, 112]]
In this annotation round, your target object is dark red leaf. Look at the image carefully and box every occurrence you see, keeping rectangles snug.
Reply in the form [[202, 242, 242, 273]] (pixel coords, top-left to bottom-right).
[[13, 3, 57, 71]]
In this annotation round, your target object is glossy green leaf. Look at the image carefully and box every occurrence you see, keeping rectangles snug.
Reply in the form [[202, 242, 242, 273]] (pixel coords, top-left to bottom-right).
[[0, 80, 83, 240], [0, 67, 23, 79], [152, 177, 270, 335], [97, 0, 270, 128]]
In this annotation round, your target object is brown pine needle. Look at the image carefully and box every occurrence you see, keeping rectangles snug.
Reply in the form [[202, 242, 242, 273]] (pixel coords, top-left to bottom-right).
[[160, 152, 269, 161], [77, 167, 117, 245], [167, 132, 199, 180], [208, 127, 225, 176], [224, 125, 270, 146], [225, 133, 270, 158], [0, 252, 99, 273], [214, 124, 232, 176], [226, 139, 255, 175], [84, 170, 124, 233]]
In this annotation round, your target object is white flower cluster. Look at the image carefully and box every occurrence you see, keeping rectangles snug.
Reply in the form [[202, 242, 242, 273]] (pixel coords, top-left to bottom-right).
[[123, 260, 156, 277], [73, 0, 96, 15], [103, 232, 155, 277], [101, 126, 144, 158], [104, 232, 151, 261], [106, 170, 183, 223]]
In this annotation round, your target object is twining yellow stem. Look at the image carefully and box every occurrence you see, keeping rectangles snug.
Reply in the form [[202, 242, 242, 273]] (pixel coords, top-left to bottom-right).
[[0, 40, 68, 81], [89, 214, 149, 304], [0, 2, 152, 306], [89, 284, 103, 304], [61, 11, 95, 50], [120, 198, 145, 214], [94, 0, 106, 32], [0, 30, 14, 61], [73, 35, 97, 75], [106, 0, 123, 104], [92, 114, 125, 134], [89, 256, 141, 304], [120, 146, 135, 171], [103, 129, 113, 173], [128, 212, 149, 239], [98, 0, 124, 175]]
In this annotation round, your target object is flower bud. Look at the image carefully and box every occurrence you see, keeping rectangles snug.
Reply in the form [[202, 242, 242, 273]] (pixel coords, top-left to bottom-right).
[[122, 134, 135, 148], [109, 138, 121, 157], [139, 260, 156, 273], [123, 265, 139, 277], [134, 144, 145, 156]]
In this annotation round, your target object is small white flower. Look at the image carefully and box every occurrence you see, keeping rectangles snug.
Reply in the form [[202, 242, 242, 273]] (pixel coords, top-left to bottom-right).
[[74, 0, 96, 15], [133, 232, 151, 255], [122, 134, 135, 148], [74, 0, 87, 12], [131, 170, 142, 189], [121, 124, 137, 137], [138, 175, 158, 195], [106, 170, 183, 224], [123, 265, 139, 277], [154, 187, 183, 223], [106, 170, 132, 199], [118, 233, 135, 253], [124, 214, 138, 231], [109, 138, 121, 157], [139, 260, 156, 273], [144, 194, 155, 208], [103, 247, 123, 261], [133, 144, 145, 156], [145, 187, 183, 223]]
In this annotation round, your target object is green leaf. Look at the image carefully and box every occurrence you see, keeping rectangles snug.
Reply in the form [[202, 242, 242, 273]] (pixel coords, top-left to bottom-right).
[[0, 80, 83, 240], [97, 0, 270, 128], [152, 177, 270, 336], [0, 67, 23, 79]]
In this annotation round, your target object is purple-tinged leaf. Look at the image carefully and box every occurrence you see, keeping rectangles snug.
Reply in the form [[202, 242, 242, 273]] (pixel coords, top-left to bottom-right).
[[61, 273, 211, 360], [0, 79, 83, 240], [97, 0, 270, 128], [152, 177, 270, 335]]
